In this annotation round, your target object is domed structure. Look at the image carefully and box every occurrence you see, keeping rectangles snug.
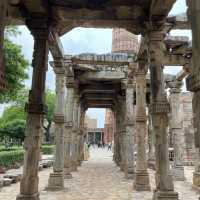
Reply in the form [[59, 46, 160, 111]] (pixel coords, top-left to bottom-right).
[[112, 28, 139, 54]]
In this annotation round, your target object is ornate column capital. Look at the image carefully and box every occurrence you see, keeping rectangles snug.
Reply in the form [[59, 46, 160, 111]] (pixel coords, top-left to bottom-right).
[[26, 15, 50, 39]]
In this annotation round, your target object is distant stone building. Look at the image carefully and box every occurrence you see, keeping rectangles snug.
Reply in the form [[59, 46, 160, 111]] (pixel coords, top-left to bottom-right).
[[84, 115, 104, 144], [112, 28, 139, 54], [104, 109, 115, 143]]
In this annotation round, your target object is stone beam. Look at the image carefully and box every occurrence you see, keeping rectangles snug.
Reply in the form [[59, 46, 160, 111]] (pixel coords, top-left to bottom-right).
[[49, 31, 65, 59], [72, 64, 96, 72], [163, 54, 190, 66], [166, 13, 190, 30], [164, 35, 190, 49], [78, 71, 126, 82], [176, 69, 190, 81], [82, 93, 116, 101], [79, 83, 120, 94]]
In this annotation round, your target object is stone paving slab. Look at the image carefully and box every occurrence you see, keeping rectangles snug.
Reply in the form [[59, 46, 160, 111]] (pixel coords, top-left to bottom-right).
[[0, 148, 199, 200]]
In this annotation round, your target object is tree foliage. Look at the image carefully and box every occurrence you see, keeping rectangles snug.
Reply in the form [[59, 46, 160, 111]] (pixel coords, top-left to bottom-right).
[[0, 26, 29, 103], [0, 89, 55, 142]]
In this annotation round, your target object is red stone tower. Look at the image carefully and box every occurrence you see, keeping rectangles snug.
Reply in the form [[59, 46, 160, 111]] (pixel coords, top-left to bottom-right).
[[112, 28, 139, 54]]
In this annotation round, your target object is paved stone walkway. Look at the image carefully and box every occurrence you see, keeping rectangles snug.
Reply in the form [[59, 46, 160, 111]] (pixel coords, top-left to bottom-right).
[[0, 148, 199, 200]]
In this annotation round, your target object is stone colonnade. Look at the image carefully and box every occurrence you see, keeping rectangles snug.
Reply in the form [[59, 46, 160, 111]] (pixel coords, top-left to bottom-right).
[[11, 2, 200, 199]]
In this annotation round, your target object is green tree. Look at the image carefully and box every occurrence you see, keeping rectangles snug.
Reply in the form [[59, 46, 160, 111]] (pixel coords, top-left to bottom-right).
[[0, 105, 26, 142], [0, 88, 55, 143], [0, 26, 29, 103], [0, 119, 26, 142]]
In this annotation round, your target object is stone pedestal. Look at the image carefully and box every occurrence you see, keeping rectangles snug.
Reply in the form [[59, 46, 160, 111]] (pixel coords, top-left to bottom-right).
[[134, 171, 151, 191], [47, 172, 64, 191], [173, 166, 185, 181], [153, 191, 178, 200], [16, 194, 39, 200], [193, 172, 200, 187]]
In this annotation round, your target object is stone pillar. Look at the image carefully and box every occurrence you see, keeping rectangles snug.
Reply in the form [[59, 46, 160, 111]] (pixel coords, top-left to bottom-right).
[[78, 106, 85, 165], [71, 94, 79, 171], [149, 32, 178, 200], [147, 111, 156, 169], [64, 78, 75, 179], [186, 0, 200, 191], [124, 84, 135, 179], [47, 61, 66, 190], [116, 96, 126, 171], [16, 17, 49, 200], [168, 80, 185, 181], [134, 65, 150, 191]]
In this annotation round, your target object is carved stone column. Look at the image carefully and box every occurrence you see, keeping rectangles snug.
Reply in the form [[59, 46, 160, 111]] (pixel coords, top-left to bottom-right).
[[16, 17, 49, 200], [117, 96, 126, 171], [71, 94, 79, 171], [64, 76, 75, 179], [168, 80, 185, 181], [186, 0, 200, 191], [78, 105, 85, 166], [124, 84, 135, 179], [134, 65, 150, 191], [149, 32, 178, 200], [47, 61, 66, 191], [147, 111, 156, 170]]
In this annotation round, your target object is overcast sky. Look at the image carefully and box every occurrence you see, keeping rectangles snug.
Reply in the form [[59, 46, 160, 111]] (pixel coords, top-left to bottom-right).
[[6, 0, 189, 128]]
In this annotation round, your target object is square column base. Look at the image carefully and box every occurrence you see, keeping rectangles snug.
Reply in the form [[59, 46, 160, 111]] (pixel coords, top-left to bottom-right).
[[193, 172, 200, 187], [46, 172, 64, 191], [71, 164, 78, 172], [125, 168, 134, 179], [153, 190, 178, 200], [16, 193, 39, 200], [64, 167, 73, 179], [173, 166, 185, 181], [134, 172, 151, 191]]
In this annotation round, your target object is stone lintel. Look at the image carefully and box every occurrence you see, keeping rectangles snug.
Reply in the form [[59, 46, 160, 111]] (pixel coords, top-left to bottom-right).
[[25, 103, 47, 115], [186, 74, 200, 92], [149, 102, 170, 114], [54, 115, 65, 123]]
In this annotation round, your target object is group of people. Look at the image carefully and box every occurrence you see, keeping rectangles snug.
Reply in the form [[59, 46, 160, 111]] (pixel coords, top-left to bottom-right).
[[87, 141, 113, 151]]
